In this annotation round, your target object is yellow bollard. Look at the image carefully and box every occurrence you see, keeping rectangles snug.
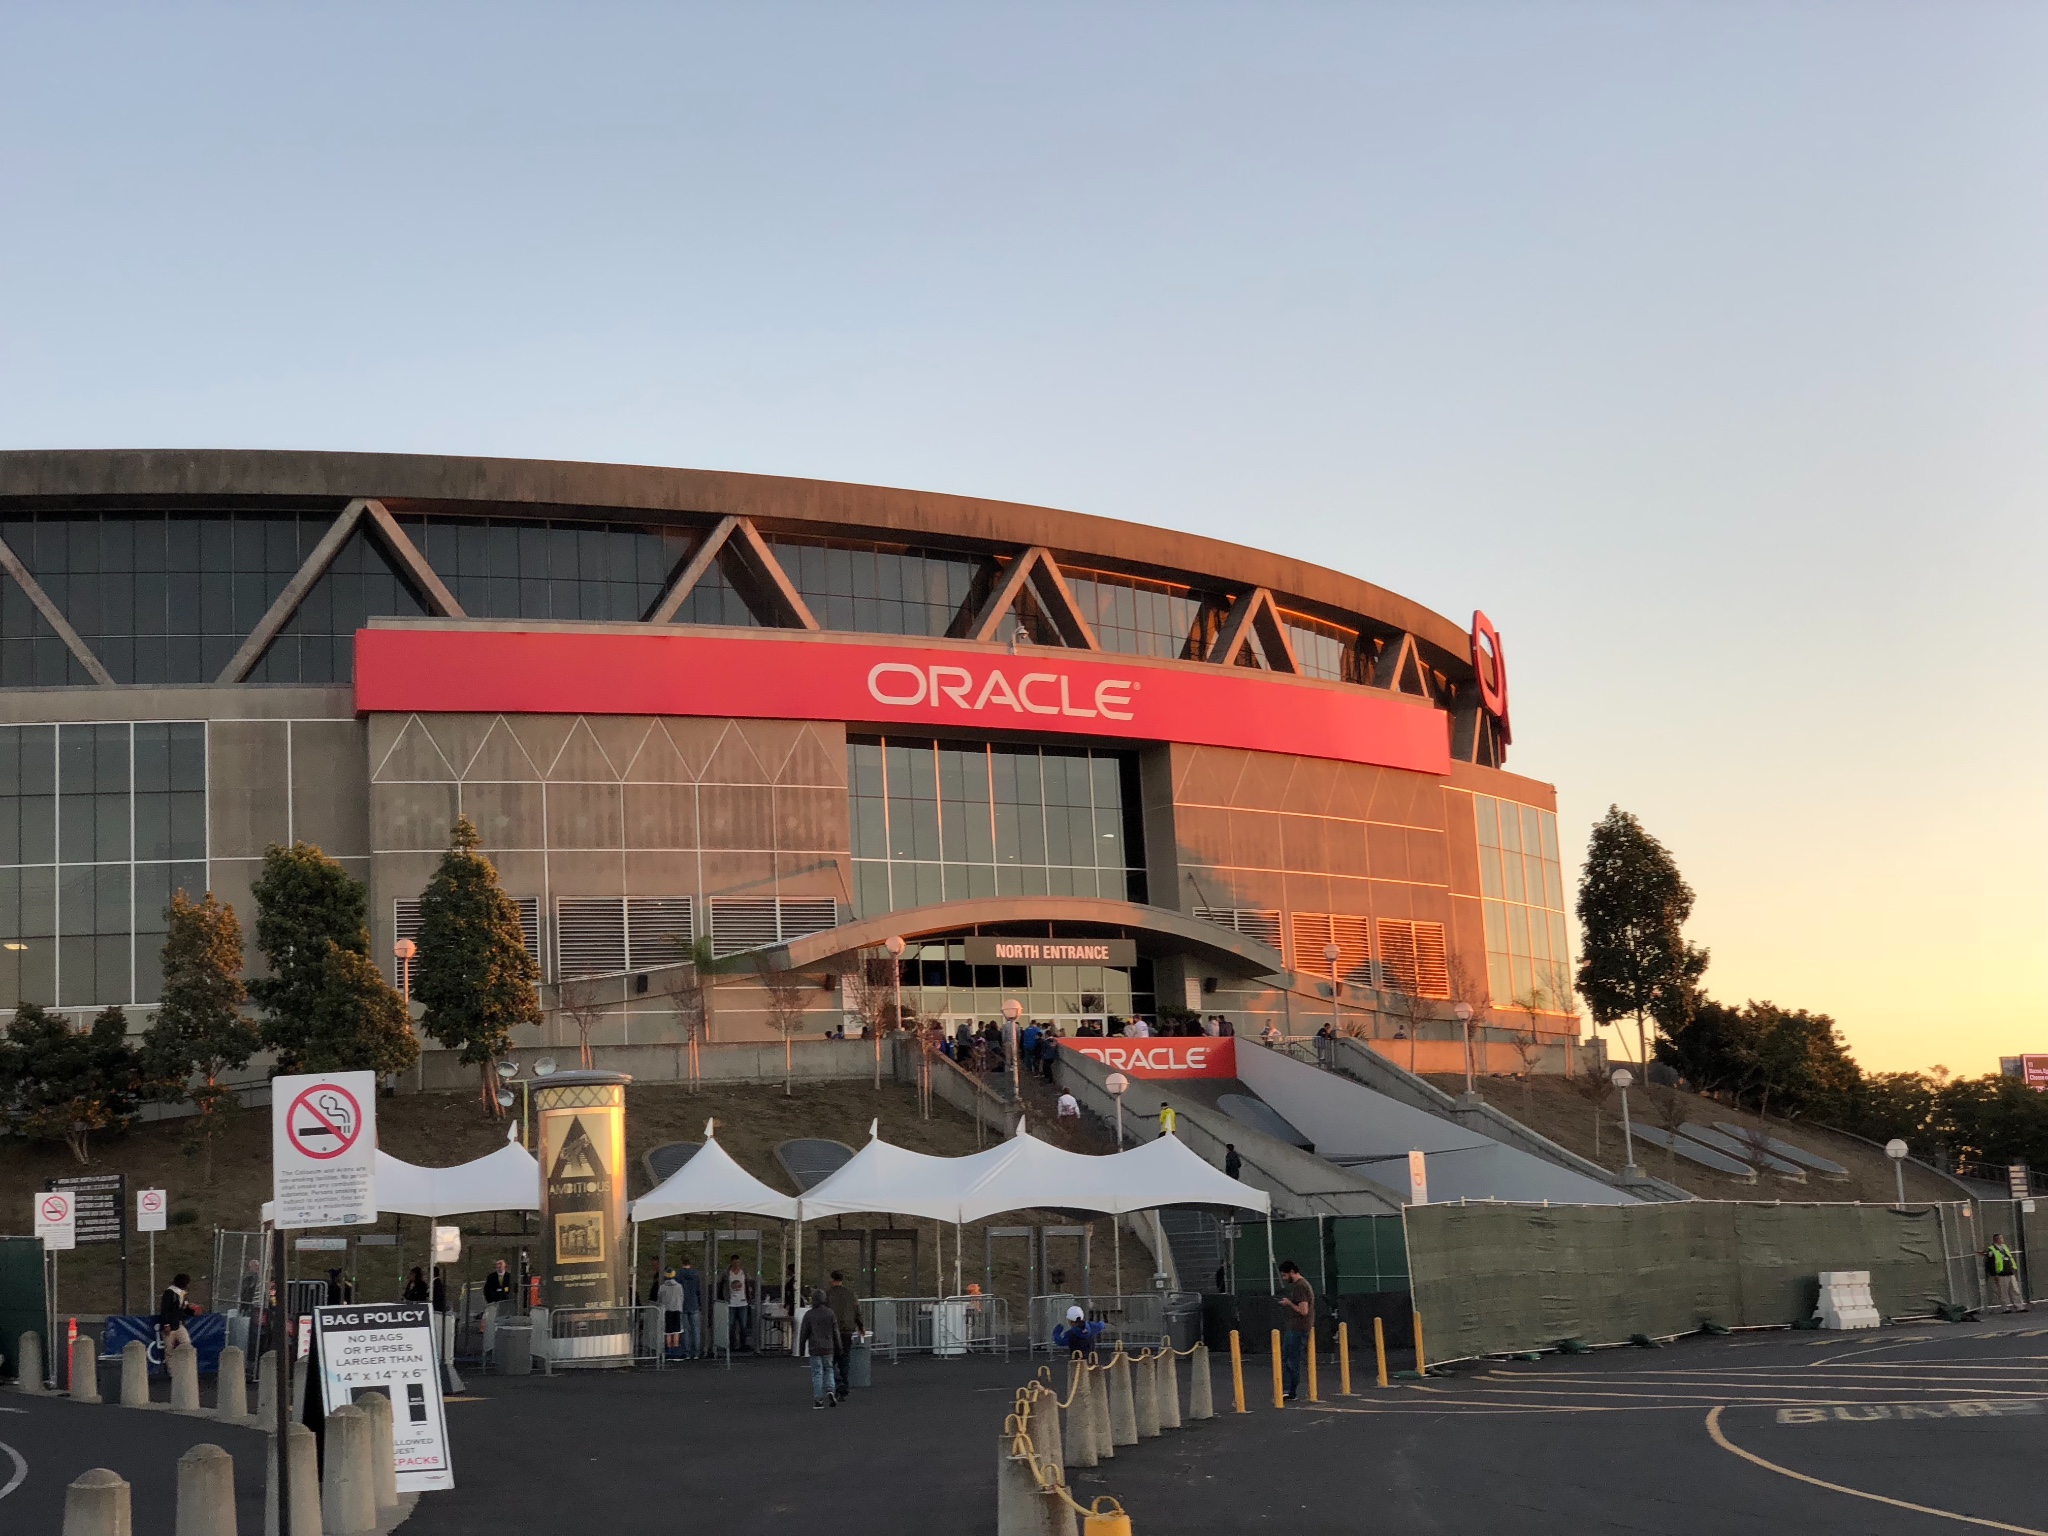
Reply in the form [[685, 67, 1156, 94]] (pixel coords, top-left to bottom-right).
[[1307, 1330, 1319, 1403], [1413, 1308, 1427, 1377], [1373, 1316, 1388, 1389], [1338, 1321, 1352, 1396], [1229, 1329, 1246, 1414], [1270, 1329, 1284, 1408], [1083, 1504, 1134, 1535]]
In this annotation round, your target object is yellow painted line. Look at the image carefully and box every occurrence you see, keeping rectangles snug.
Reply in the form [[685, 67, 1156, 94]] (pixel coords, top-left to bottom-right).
[[1703, 1405, 2048, 1535]]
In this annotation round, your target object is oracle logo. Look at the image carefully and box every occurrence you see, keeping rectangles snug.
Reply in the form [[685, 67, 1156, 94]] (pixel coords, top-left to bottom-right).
[[866, 662, 1137, 722], [1060, 1038, 1236, 1078], [1470, 610, 1509, 724]]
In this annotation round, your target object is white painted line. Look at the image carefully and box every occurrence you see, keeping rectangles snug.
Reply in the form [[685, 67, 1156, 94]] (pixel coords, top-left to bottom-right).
[[0, 1440, 24, 1501]]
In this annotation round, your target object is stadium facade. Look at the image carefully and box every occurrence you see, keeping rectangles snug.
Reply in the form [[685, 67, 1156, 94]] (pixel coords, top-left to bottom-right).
[[0, 450, 1573, 1052]]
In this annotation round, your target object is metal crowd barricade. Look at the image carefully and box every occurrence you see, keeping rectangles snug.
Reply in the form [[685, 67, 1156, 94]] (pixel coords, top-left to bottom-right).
[[863, 1296, 1012, 1359], [1028, 1293, 1165, 1352], [536, 1305, 653, 1373]]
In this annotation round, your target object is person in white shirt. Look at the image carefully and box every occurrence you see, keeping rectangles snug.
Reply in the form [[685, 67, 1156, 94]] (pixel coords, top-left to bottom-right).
[[1127, 1018, 1151, 1038], [724, 1256, 754, 1353], [1056, 1092, 1080, 1119]]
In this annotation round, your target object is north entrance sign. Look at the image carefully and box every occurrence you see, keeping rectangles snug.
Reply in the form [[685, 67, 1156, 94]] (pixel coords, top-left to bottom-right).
[[272, 1070, 378, 1229], [962, 936, 1138, 967]]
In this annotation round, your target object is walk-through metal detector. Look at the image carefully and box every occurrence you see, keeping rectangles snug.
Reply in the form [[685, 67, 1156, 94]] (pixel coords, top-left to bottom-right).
[[1039, 1224, 1092, 1298], [986, 1226, 1036, 1296], [870, 1229, 921, 1295]]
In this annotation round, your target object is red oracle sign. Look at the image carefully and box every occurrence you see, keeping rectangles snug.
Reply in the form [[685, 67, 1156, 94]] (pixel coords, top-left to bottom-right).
[[354, 629, 1452, 776], [1061, 1037, 1237, 1079]]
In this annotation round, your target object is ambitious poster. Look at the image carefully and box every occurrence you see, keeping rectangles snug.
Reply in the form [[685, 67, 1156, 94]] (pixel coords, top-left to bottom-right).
[[537, 1102, 626, 1313]]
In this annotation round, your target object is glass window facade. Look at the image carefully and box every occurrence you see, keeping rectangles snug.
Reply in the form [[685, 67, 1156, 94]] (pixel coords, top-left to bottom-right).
[[1474, 794, 1571, 1014], [403, 516, 693, 625], [0, 575, 94, 686], [247, 527, 427, 684], [1282, 612, 1371, 684], [888, 937, 1156, 1025], [766, 539, 991, 637], [0, 721, 207, 1009], [848, 736, 1145, 917], [1064, 571, 1218, 661], [1, 510, 335, 684]]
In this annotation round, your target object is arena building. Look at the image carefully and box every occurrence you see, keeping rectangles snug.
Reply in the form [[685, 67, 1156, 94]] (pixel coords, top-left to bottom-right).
[[0, 450, 1574, 1059]]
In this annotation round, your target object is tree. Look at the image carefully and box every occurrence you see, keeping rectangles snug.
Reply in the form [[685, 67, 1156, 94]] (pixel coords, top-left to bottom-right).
[[298, 945, 420, 1078], [0, 1003, 141, 1163], [250, 842, 373, 1072], [1570, 1061, 1616, 1160], [414, 818, 541, 1112], [658, 936, 718, 1090], [758, 963, 817, 1097], [1657, 997, 1861, 1124], [1575, 806, 1709, 1073], [143, 892, 257, 1184], [557, 976, 618, 1071]]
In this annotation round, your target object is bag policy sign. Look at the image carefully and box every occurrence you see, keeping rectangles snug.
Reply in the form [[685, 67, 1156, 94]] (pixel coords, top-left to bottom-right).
[[314, 1303, 453, 1492], [1060, 1038, 1236, 1079]]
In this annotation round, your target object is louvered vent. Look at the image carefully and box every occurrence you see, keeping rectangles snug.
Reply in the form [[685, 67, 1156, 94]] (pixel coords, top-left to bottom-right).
[[1192, 907, 1284, 952], [556, 898, 627, 978], [1290, 912, 1374, 986], [1375, 918, 1449, 999], [708, 896, 840, 957], [626, 898, 695, 968], [395, 894, 541, 979]]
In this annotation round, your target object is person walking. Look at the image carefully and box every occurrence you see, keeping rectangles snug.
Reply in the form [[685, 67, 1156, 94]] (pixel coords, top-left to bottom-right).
[[658, 1268, 687, 1355], [678, 1256, 704, 1359], [1052, 1305, 1105, 1356], [403, 1266, 430, 1304], [1158, 1102, 1178, 1136], [724, 1255, 755, 1354], [1276, 1259, 1313, 1402], [158, 1272, 197, 1351], [824, 1270, 862, 1400], [799, 1288, 842, 1408], [1986, 1235, 2028, 1313]]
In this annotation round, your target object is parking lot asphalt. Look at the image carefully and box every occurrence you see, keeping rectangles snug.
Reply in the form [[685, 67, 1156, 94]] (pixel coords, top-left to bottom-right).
[[7, 1319, 2042, 1534]]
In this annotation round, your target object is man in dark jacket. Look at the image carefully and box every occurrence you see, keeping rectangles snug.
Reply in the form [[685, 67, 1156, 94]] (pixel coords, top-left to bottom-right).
[[824, 1271, 863, 1400], [158, 1272, 197, 1350], [1052, 1305, 1105, 1355], [800, 1289, 841, 1409]]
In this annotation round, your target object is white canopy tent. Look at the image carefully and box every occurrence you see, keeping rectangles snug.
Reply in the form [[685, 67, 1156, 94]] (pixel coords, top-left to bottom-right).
[[630, 1135, 801, 1224], [375, 1133, 542, 1219]]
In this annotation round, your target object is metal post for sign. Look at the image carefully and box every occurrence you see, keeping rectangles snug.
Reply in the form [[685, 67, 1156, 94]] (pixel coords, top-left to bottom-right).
[[272, 1224, 291, 1536], [148, 1232, 156, 1307]]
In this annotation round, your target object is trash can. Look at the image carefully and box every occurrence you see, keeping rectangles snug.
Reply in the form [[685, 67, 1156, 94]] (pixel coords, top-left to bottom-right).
[[932, 1299, 969, 1357], [848, 1335, 873, 1389], [1164, 1292, 1202, 1353], [495, 1324, 533, 1377]]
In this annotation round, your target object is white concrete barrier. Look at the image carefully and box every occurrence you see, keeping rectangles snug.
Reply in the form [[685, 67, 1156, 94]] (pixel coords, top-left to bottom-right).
[[256, 1350, 276, 1425], [321, 1404, 376, 1535], [265, 1423, 321, 1536], [175, 1443, 237, 1536], [1131, 1351, 1160, 1438], [1156, 1345, 1181, 1430], [15, 1330, 44, 1393], [1062, 1360, 1098, 1469], [1817, 1270, 1881, 1330], [63, 1467, 132, 1536], [359, 1391, 399, 1511], [216, 1346, 248, 1420], [121, 1341, 151, 1407], [1106, 1349, 1137, 1447], [1188, 1341, 1215, 1419], [71, 1335, 102, 1403], [169, 1343, 202, 1412]]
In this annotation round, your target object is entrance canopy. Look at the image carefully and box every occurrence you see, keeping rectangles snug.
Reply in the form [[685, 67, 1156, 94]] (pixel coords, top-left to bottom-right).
[[631, 1131, 801, 1224], [796, 1126, 980, 1223], [376, 1131, 541, 1218]]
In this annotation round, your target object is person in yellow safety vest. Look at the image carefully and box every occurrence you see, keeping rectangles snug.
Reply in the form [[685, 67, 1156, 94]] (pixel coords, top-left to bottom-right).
[[1985, 1234, 2028, 1313], [1158, 1103, 1177, 1136]]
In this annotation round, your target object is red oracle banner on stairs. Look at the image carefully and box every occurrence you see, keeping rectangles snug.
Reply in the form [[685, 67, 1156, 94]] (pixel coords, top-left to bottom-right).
[[1060, 1038, 1238, 1079], [353, 628, 1450, 774]]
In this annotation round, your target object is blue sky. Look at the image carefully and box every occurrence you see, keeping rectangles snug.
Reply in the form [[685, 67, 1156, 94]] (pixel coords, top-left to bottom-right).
[[3, 2, 2042, 1072]]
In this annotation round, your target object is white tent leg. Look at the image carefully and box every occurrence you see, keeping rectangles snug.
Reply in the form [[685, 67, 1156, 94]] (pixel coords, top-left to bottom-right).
[[1266, 1213, 1276, 1294], [791, 1219, 803, 1356]]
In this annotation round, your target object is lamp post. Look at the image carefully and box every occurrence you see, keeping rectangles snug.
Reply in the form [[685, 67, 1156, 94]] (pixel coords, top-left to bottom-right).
[[1886, 1138, 1909, 1210], [496, 1060, 532, 1149], [395, 937, 419, 1089], [1106, 1070, 1129, 1148], [1612, 1068, 1639, 1177], [1323, 942, 1342, 1054], [1454, 1002, 1475, 1096], [1002, 998, 1024, 1104]]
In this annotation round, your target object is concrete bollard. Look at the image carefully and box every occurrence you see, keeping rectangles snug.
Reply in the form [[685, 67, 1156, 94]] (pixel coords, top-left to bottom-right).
[[71, 1335, 102, 1403], [15, 1330, 44, 1393], [63, 1467, 132, 1536], [1063, 1361, 1097, 1469], [265, 1423, 321, 1536], [1092, 1359, 1117, 1459], [169, 1343, 202, 1412], [322, 1404, 376, 1535], [216, 1347, 247, 1420], [175, 1443, 237, 1536], [996, 1428, 1065, 1536], [359, 1390, 399, 1511], [256, 1350, 276, 1426], [1106, 1349, 1138, 1448], [1131, 1351, 1160, 1439], [120, 1341, 150, 1407], [1028, 1383, 1065, 1484], [1188, 1341, 1215, 1420], [1157, 1345, 1182, 1431]]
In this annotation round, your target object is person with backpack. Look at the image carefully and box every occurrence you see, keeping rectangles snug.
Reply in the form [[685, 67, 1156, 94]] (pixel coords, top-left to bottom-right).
[[1986, 1234, 2028, 1313], [158, 1272, 197, 1351], [799, 1288, 841, 1409]]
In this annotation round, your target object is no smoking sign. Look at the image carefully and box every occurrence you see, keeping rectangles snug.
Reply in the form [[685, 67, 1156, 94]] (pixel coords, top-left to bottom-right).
[[35, 1190, 75, 1250], [271, 1069, 378, 1230]]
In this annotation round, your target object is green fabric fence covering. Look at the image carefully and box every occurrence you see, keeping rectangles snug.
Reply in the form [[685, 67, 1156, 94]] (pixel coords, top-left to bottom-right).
[[1404, 1201, 1958, 1365]]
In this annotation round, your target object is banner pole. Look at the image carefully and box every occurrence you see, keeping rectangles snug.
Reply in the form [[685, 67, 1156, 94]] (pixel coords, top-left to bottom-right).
[[273, 1223, 291, 1536]]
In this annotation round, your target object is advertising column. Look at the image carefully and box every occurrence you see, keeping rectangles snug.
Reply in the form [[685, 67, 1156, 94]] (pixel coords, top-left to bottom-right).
[[532, 1070, 631, 1363]]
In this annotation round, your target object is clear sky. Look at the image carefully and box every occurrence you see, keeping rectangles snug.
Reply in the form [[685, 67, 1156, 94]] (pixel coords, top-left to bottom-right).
[[2, 3, 2041, 1075]]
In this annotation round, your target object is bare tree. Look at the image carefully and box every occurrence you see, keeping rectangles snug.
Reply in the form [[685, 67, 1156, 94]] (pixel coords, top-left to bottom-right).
[[1644, 1079, 1692, 1181], [656, 936, 718, 1090], [555, 976, 617, 1070], [1570, 1064, 1616, 1161], [759, 963, 818, 1097], [1506, 992, 1546, 1120], [837, 949, 893, 1039]]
